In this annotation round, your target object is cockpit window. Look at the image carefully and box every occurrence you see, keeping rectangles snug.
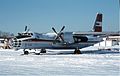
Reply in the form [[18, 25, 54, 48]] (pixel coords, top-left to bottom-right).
[[16, 32, 33, 39], [15, 35, 31, 39]]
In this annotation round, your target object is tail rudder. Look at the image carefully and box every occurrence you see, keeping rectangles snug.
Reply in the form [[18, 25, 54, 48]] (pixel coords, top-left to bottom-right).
[[93, 13, 103, 32]]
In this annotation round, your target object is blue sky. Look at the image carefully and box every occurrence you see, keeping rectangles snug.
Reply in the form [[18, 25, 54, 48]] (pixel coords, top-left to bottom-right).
[[0, 0, 119, 34]]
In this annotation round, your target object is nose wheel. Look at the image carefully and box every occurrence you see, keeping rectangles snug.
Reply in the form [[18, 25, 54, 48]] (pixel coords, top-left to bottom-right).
[[23, 49, 29, 55]]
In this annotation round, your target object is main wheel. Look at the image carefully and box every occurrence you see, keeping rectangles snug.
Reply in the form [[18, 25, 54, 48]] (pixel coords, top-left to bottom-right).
[[40, 48, 46, 53], [74, 48, 82, 54], [24, 51, 29, 55]]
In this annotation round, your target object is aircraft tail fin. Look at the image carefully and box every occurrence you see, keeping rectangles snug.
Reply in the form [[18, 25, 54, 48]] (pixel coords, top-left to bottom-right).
[[93, 13, 103, 32]]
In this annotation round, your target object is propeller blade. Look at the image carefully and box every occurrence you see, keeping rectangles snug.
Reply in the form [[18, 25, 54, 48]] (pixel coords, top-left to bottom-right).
[[52, 27, 58, 34], [26, 29, 30, 33], [25, 26, 27, 31], [52, 26, 65, 43], [59, 35, 64, 42], [60, 26, 65, 33], [55, 35, 59, 40]]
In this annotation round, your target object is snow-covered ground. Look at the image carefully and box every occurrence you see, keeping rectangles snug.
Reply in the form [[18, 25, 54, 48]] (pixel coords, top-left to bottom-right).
[[0, 49, 120, 76]]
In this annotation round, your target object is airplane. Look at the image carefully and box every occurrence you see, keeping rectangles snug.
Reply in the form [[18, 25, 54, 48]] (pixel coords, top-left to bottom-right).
[[12, 13, 104, 55]]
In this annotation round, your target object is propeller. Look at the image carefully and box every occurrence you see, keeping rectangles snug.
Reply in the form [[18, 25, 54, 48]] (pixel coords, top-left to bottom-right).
[[52, 26, 65, 43], [60, 26, 65, 33], [25, 26, 27, 31], [26, 28, 30, 33], [52, 27, 58, 34], [24, 25, 30, 33]]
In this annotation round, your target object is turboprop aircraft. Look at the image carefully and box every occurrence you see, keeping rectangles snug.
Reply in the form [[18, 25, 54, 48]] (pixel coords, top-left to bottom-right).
[[13, 13, 104, 55]]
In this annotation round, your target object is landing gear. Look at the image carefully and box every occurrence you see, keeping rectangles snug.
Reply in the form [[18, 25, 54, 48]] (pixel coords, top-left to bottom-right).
[[35, 49, 41, 55], [40, 48, 46, 53], [23, 49, 29, 55], [74, 48, 82, 54]]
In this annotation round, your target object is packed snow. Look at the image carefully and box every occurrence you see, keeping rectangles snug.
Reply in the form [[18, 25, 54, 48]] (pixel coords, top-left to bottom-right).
[[0, 49, 120, 76]]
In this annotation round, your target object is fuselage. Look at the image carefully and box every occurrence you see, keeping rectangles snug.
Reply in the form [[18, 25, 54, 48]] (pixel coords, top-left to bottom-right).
[[13, 31, 102, 50]]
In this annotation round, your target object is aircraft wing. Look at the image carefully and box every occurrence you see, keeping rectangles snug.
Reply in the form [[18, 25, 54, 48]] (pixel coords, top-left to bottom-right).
[[73, 32, 120, 36]]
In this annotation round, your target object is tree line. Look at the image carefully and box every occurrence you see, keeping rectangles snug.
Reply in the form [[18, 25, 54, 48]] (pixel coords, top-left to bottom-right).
[[0, 31, 14, 38]]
